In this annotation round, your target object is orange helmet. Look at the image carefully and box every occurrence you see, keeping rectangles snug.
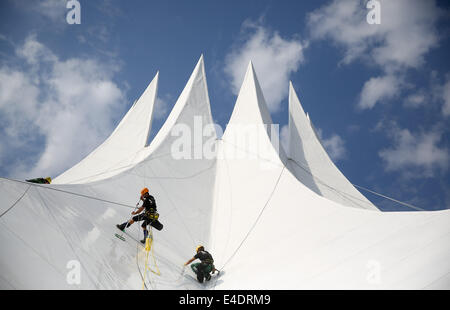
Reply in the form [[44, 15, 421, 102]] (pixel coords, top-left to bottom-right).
[[140, 187, 149, 196]]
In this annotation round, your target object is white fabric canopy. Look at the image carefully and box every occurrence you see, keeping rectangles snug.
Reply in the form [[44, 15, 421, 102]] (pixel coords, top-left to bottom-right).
[[1, 57, 448, 289]]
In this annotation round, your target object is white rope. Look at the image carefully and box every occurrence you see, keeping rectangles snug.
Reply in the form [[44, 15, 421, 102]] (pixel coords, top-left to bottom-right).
[[0, 177, 135, 209], [288, 158, 428, 212], [219, 165, 286, 270], [0, 184, 31, 218], [288, 158, 375, 209], [352, 184, 425, 211]]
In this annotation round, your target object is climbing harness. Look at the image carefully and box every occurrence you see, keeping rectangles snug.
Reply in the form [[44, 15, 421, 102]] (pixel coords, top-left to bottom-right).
[[144, 210, 159, 220]]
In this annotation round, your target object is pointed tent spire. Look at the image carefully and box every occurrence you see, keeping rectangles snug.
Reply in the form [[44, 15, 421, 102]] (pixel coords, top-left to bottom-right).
[[143, 54, 215, 156], [224, 61, 273, 130], [53, 71, 159, 184], [288, 82, 378, 210], [222, 61, 286, 163], [107, 71, 158, 146], [288, 80, 308, 160], [143, 70, 159, 146]]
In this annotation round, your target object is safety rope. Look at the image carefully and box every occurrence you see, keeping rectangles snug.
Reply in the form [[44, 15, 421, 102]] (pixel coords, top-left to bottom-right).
[[219, 165, 286, 271], [217, 146, 233, 271], [135, 225, 150, 290], [352, 184, 425, 211], [288, 158, 428, 211], [140, 150, 152, 290], [0, 177, 135, 209], [0, 183, 31, 218], [142, 227, 161, 289], [210, 148, 234, 290], [287, 158, 375, 209]]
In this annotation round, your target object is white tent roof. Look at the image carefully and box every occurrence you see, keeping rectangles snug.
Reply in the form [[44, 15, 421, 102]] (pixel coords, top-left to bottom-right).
[[1, 57, 449, 289]]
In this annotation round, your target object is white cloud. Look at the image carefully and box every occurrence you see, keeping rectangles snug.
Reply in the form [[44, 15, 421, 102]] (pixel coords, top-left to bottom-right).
[[322, 134, 347, 162], [308, 0, 379, 65], [358, 75, 401, 109], [153, 95, 171, 120], [379, 126, 449, 177], [308, 0, 443, 70], [16, 34, 57, 65], [420, 73, 450, 116], [35, 0, 67, 22], [13, 0, 67, 24], [347, 124, 360, 133], [316, 128, 347, 162], [441, 79, 450, 116], [403, 92, 426, 108], [321, 134, 346, 162], [399, 72, 450, 112], [225, 20, 305, 112], [308, 0, 445, 109], [0, 69, 40, 138], [0, 35, 127, 179]]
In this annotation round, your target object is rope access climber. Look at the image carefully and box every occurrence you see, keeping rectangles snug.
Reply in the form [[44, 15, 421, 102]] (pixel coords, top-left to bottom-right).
[[116, 187, 163, 243]]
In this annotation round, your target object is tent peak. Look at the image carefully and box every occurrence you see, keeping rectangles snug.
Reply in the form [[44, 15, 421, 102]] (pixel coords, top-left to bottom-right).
[[197, 54, 205, 66], [224, 60, 273, 128]]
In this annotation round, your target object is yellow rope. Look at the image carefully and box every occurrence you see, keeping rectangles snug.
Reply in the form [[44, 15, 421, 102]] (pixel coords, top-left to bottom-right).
[[141, 227, 160, 289]]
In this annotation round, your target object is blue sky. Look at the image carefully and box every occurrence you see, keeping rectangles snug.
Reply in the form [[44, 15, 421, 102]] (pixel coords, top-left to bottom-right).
[[0, 0, 449, 211]]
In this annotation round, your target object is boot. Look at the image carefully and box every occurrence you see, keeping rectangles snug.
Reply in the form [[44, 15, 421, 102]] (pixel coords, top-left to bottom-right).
[[140, 229, 148, 244], [197, 272, 204, 283], [116, 223, 127, 231], [205, 273, 211, 281]]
